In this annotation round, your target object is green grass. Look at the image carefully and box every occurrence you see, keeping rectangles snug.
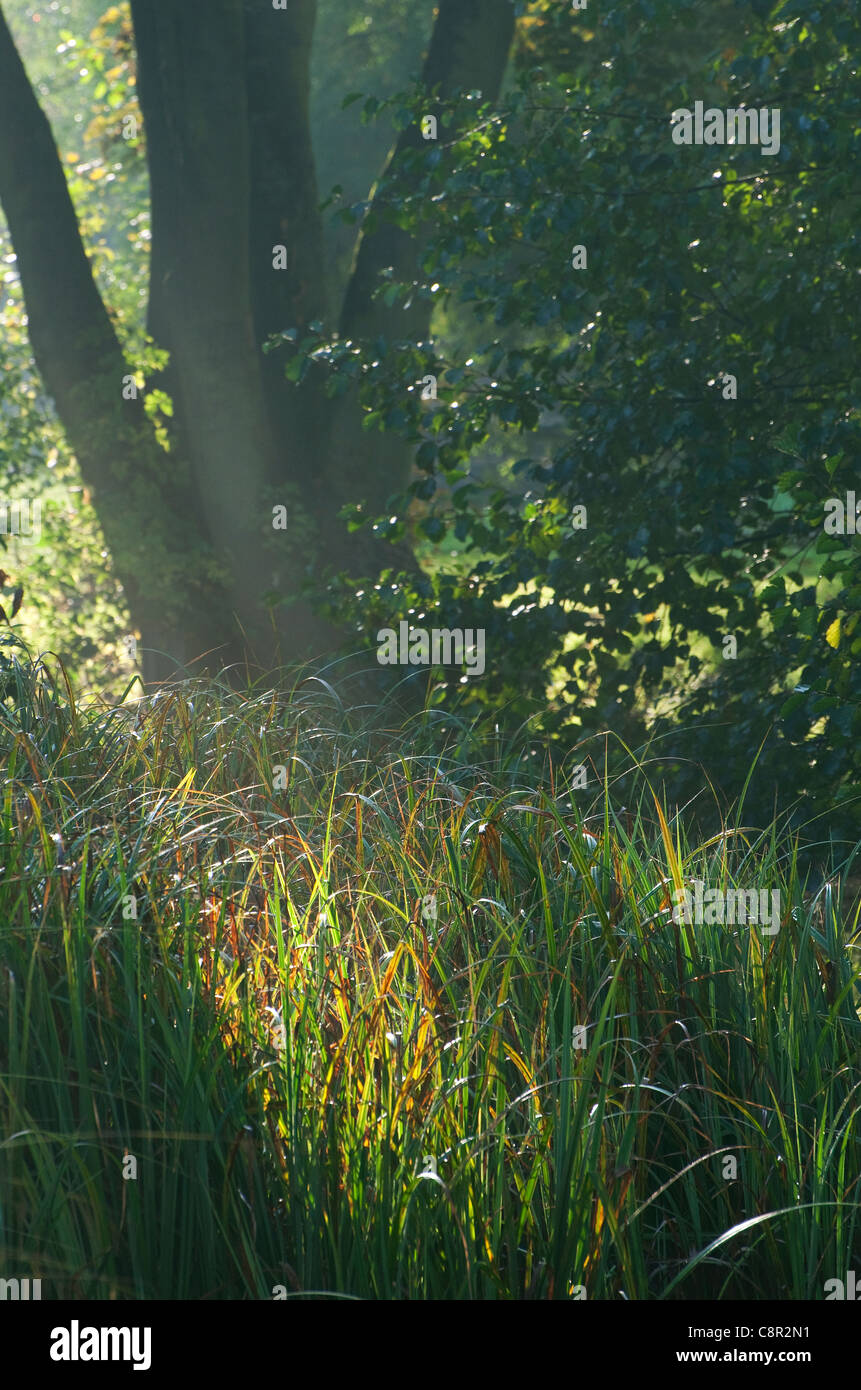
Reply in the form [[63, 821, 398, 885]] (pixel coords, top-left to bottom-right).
[[1, 648, 859, 1299]]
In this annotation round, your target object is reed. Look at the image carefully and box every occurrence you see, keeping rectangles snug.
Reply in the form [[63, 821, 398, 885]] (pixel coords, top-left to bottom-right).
[[1, 649, 858, 1299]]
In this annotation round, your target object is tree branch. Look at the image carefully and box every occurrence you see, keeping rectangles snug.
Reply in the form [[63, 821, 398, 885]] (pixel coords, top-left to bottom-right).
[[340, 0, 516, 343], [317, 0, 517, 546]]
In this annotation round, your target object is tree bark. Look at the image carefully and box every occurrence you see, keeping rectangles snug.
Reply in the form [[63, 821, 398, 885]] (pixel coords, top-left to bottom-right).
[[241, 0, 339, 571], [243, 0, 329, 467], [130, 0, 339, 671]]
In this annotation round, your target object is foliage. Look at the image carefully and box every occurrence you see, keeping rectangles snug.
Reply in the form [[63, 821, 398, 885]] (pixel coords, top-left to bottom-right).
[[298, 0, 861, 845]]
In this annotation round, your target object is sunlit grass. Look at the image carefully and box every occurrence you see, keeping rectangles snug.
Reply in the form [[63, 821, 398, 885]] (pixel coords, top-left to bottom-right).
[[0, 647, 859, 1299]]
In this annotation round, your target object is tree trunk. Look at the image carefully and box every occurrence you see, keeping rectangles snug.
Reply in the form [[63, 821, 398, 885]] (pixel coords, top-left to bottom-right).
[[0, 0, 517, 689], [243, 0, 329, 471], [130, 0, 345, 673]]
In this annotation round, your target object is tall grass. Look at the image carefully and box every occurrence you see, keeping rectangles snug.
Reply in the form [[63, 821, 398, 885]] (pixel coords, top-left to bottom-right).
[[1, 648, 859, 1299]]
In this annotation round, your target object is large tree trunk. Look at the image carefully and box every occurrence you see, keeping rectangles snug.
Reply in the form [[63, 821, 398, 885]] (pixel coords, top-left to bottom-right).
[[130, 1, 315, 669], [0, 0, 516, 690], [243, 0, 329, 468]]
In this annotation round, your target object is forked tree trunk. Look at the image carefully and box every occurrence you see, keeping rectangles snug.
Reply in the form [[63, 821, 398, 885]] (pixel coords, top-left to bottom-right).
[[0, 0, 516, 688]]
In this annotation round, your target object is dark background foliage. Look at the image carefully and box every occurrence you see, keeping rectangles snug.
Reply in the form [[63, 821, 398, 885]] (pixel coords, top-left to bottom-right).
[[299, 0, 860, 847]]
